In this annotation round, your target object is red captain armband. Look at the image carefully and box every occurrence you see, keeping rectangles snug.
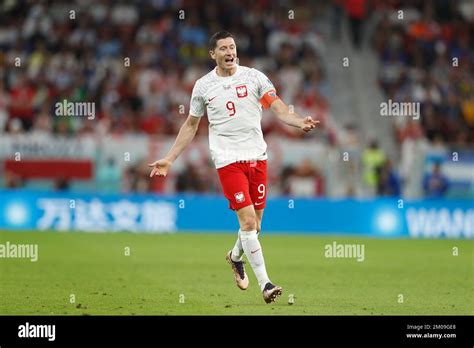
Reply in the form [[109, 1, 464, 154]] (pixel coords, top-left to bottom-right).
[[259, 89, 279, 109]]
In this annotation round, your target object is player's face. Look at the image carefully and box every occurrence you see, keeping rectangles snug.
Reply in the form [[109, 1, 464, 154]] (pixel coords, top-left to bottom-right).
[[210, 37, 237, 70]]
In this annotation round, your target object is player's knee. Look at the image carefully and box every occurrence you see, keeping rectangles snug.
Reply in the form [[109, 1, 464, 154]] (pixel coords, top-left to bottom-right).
[[241, 215, 257, 231]]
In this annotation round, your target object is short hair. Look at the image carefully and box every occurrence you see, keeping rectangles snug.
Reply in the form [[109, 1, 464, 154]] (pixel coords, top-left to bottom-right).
[[209, 31, 234, 51]]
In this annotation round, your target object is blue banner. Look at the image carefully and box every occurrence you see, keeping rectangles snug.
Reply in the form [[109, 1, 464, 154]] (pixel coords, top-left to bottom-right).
[[0, 190, 472, 238]]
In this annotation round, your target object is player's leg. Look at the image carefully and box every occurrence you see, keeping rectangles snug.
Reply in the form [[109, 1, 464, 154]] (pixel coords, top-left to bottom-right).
[[236, 204, 267, 289], [230, 235, 244, 261], [218, 163, 250, 290], [246, 160, 282, 302], [237, 204, 281, 302], [218, 163, 248, 261], [255, 208, 264, 234]]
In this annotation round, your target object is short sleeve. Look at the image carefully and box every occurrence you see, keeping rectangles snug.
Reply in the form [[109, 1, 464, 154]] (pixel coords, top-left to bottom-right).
[[255, 69, 276, 98], [189, 80, 205, 117]]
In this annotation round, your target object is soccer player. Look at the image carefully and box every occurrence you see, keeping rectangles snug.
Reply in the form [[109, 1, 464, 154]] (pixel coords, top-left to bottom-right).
[[149, 31, 318, 303]]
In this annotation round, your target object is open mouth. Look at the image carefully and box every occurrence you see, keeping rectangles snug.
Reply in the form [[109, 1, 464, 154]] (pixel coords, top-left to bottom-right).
[[225, 57, 234, 63]]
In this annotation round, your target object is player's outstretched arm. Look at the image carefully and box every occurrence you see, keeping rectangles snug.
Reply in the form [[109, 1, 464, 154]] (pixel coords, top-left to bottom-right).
[[148, 114, 201, 177], [269, 99, 319, 132]]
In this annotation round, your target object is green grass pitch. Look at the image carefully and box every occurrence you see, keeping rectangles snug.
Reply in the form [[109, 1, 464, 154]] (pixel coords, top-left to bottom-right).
[[0, 230, 472, 315]]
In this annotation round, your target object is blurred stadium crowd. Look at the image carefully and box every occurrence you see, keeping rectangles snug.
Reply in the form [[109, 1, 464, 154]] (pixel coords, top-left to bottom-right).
[[373, 0, 473, 146], [0, 0, 328, 137], [0, 0, 472, 198]]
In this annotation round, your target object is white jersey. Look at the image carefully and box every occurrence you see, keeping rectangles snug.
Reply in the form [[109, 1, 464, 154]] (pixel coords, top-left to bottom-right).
[[189, 65, 275, 169]]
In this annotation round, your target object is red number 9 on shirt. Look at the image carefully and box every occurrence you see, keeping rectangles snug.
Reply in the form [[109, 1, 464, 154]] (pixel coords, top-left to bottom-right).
[[226, 101, 236, 116]]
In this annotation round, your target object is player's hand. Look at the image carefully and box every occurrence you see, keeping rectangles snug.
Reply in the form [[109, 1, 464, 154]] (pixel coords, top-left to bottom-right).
[[301, 116, 319, 132], [148, 158, 173, 178]]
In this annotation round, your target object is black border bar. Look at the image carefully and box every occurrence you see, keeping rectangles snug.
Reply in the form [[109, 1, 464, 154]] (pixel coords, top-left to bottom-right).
[[0, 315, 472, 345]]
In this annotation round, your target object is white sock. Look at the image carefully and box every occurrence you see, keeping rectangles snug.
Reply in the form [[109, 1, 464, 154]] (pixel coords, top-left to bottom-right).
[[231, 230, 244, 262], [239, 229, 271, 291]]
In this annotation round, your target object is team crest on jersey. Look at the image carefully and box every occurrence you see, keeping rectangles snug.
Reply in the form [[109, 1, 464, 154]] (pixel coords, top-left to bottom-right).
[[234, 191, 245, 203], [236, 85, 248, 98]]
